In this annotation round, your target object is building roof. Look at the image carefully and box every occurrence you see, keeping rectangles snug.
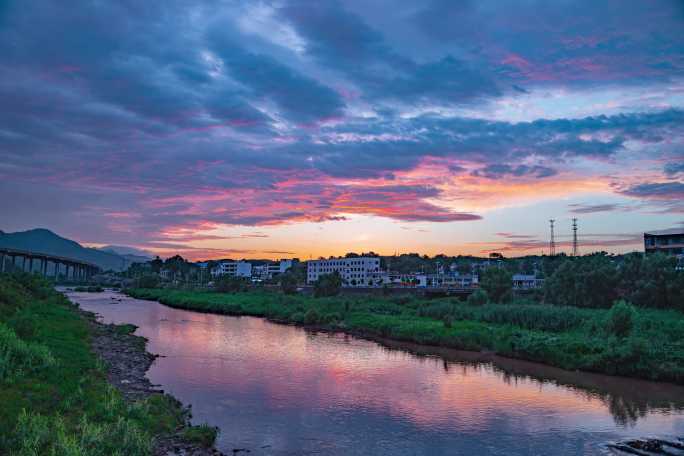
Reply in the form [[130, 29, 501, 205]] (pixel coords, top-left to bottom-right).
[[644, 228, 684, 236]]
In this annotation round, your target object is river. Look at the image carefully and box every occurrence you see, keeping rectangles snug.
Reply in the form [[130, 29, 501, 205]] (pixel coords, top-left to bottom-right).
[[66, 289, 684, 455]]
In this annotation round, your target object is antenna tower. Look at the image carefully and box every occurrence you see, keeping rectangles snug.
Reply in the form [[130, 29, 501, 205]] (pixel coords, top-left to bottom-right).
[[549, 219, 556, 256], [572, 218, 578, 256]]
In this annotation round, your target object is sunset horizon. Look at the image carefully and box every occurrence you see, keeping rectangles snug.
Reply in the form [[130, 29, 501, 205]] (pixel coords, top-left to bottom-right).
[[1, 1, 682, 261]]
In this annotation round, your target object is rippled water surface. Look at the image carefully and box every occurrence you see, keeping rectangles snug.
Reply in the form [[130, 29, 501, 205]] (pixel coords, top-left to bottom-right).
[[67, 290, 684, 455]]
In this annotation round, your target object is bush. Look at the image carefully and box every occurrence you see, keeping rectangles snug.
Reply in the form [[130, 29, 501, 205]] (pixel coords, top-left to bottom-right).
[[280, 273, 298, 295], [442, 314, 454, 328], [304, 308, 321, 325], [467, 289, 488, 306], [606, 300, 636, 338], [136, 274, 160, 289], [214, 275, 249, 293], [314, 272, 341, 298], [183, 424, 218, 448], [480, 268, 512, 303]]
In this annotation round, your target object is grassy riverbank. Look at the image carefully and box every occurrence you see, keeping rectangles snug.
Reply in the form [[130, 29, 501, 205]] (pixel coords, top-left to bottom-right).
[[128, 288, 684, 384], [0, 273, 216, 455]]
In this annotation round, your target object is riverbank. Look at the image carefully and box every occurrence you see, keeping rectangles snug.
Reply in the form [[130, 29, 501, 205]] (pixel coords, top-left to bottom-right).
[[127, 288, 684, 384], [0, 273, 220, 455]]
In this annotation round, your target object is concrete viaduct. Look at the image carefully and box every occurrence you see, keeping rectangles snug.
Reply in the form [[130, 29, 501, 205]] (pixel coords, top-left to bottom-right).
[[0, 248, 100, 281]]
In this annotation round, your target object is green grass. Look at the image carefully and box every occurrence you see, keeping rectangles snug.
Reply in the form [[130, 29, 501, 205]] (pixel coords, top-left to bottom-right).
[[128, 287, 684, 384], [182, 424, 219, 448], [0, 274, 217, 454]]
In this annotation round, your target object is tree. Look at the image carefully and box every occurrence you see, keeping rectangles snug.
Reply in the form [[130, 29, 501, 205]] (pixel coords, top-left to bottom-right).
[[214, 275, 248, 293], [314, 272, 342, 298], [606, 300, 636, 338], [136, 274, 160, 289], [467, 289, 488, 306], [280, 272, 298, 295], [480, 268, 512, 303], [619, 253, 683, 310], [543, 254, 618, 308]]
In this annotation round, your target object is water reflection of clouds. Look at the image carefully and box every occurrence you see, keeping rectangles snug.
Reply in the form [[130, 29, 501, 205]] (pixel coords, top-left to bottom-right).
[[74, 292, 684, 454]]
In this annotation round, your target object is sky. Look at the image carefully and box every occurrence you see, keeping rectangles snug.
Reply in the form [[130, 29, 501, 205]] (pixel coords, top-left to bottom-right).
[[1, 0, 683, 260]]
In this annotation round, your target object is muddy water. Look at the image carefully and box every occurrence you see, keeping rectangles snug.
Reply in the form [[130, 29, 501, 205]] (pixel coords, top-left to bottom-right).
[[68, 290, 684, 455]]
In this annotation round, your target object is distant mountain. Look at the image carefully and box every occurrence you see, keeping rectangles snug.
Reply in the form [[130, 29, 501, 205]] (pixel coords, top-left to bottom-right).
[[0, 228, 141, 271], [98, 245, 153, 264]]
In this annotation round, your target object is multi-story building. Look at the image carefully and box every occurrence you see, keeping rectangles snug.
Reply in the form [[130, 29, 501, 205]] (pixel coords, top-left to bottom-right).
[[211, 261, 252, 278], [252, 259, 294, 281], [307, 256, 382, 287], [644, 229, 684, 256]]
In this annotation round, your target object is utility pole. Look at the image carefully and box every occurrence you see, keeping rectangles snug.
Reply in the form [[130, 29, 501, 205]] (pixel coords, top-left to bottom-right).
[[572, 218, 579, 257], [549, 219, 556, 256]]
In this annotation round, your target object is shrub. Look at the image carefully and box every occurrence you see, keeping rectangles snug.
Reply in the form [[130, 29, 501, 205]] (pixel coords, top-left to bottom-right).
[[136, 274, 160, 289], [606, 300, 636, 338], [214, 275, 249, 293], [183, 424, 218, 448], [418, 302, 453, 319], [480, 268, 513, 303], [314, 272, 341, 298], [304, 308, 321, 325], [280, 273, 298, 295], [467, 289, 488, 306], [442, 314, 453, 328]]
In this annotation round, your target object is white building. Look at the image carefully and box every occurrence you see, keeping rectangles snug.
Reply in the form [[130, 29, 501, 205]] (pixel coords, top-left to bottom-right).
[[211, 261, 252, 278], [253, 259, 294, 281], [307, 256, 382, 287]]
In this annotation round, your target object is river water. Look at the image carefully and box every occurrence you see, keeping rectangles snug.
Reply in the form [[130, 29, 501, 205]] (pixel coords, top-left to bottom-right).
[[67, 290, 684, 455]]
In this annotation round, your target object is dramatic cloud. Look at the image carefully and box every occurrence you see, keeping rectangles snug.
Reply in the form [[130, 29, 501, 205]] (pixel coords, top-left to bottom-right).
[[0, 0, 682, 256], [665, 162, 684, 177], [619, 182, 684, 200]]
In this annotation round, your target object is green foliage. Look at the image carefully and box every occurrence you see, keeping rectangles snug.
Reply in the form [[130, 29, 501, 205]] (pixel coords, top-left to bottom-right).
[[467, 289, 488, 306], [544, 254, 619, 308], [480, 268, 512, 303], [606, 300, 636, 338], [0, 322, 55, 383], [619, 253, 684, 310], [442, 314, 453, 328], [280, 272, 298, 295], [134, 274, 159, 289], [304, 308, 321, 325], [0, 274, 215, 454], [182, 424, 219, 448], [13, 408, 151, 456], [314, 272, 341, 298], [214, 275, 249, 293]]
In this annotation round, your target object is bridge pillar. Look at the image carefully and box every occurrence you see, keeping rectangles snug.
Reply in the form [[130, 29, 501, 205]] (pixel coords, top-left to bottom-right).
[[11, 255, 16, 268], [42, 259, 48, 276], [0, 253, 5, 273], [28, 257, 34, 273], [21, 256, 26, 272]]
